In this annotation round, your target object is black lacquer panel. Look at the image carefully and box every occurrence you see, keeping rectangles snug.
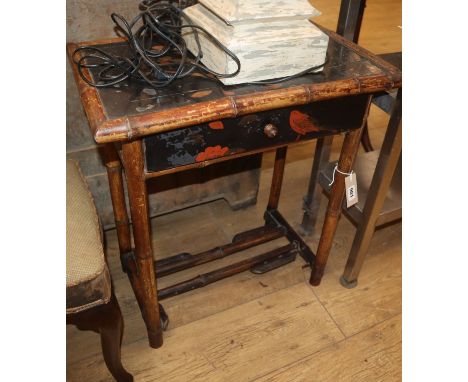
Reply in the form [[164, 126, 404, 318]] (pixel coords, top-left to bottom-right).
[[86, 37, 383, 120], [144, 94, 369, 172]]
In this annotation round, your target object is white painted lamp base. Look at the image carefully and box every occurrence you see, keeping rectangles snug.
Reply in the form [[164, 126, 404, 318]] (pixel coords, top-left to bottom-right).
[[182, 3, 329, 85]]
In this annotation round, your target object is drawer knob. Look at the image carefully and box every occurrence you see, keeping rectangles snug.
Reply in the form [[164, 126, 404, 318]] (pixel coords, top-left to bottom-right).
[[264, 123, 278, 138]]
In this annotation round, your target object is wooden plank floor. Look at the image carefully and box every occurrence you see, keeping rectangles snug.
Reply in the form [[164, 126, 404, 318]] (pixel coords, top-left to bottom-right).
[[67, 1, 402, 380]]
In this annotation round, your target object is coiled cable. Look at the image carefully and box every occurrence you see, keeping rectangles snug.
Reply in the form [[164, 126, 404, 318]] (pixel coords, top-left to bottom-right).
[[73, 0, 326, 88]]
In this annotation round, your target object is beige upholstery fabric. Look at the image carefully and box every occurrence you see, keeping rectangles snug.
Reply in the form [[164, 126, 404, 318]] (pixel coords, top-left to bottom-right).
[[66, 159, 111, 314]]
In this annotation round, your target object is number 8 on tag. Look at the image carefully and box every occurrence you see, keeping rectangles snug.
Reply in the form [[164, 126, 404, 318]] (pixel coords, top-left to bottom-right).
[[344, 173, 358, 208]]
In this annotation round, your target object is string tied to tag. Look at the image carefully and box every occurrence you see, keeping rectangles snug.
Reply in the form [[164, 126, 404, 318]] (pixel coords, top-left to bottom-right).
[[329, 163, 354, 186]]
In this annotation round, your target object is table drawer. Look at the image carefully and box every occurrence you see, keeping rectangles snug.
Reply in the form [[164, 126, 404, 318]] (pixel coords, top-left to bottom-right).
[[144, 94, 369, 173]]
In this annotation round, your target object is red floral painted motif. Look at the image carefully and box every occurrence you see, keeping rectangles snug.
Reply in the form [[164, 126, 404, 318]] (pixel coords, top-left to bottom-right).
[[208, 121, 224, 130], [289, 110, 320, 135], [195, 145, 229, 162]]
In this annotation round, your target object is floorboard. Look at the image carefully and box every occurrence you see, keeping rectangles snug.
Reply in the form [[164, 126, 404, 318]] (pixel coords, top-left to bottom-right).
[[253, 314, 402, 382]]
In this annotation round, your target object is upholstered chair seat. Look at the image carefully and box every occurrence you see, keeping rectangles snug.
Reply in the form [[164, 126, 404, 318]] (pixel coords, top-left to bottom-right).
[[66, 159, 111, 313], [66, 159, 133, 382]]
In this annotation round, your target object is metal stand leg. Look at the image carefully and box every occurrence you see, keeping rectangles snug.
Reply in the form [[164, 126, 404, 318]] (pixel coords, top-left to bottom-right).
[[341, 89, 402, 288], [122, 140, 163, 349], [337, 0, 367, 43], [337, 0, 373, 152]]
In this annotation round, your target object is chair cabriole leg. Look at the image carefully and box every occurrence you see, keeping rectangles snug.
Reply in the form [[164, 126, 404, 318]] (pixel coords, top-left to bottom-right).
[[100, 294, 134, 382]]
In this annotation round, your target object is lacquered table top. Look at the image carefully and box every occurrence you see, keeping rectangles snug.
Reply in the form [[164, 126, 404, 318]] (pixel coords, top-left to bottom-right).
[[67, 26, 401, 144]]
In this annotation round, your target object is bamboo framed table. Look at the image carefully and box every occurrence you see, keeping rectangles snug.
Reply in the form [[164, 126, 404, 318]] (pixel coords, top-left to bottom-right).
[[67, 27, 401, 349]]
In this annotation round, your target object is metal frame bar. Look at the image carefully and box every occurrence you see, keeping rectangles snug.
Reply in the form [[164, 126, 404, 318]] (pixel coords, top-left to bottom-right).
[[340, 89, 402, 288], [337, 0, 367, 43]]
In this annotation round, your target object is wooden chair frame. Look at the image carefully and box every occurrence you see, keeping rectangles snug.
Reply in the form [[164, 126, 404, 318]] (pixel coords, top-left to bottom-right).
[[67, 293, 133, 382]]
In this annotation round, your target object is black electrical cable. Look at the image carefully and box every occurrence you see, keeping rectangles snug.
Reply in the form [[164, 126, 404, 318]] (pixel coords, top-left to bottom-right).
[[73, 0, 241, 89], [73, 0, 327, 89], [245, 59, 328, 85]]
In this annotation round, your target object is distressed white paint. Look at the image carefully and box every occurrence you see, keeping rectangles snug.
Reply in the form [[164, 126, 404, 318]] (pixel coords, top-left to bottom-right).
[[182, 4, 329, 85], [199, 0, 321, 25]]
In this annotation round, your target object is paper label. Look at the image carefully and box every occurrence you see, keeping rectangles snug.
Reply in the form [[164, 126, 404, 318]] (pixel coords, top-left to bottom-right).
[[345, 173, 358, 208]]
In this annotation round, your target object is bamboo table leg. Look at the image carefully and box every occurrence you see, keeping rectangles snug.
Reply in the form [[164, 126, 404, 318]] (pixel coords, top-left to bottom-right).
[[267, 146, 288, 211], [121, 140, 163, 349], [310, 129, 363, 285], [340, 89, 402, 288], [301, 0, 367, 236], [102, 144, 132, 261], [300, 136, 333, 235], [310, 96, 372, 286]]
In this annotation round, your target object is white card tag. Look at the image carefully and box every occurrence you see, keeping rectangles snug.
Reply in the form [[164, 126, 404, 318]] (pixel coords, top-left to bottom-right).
[[344, 173, 358, 208]]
